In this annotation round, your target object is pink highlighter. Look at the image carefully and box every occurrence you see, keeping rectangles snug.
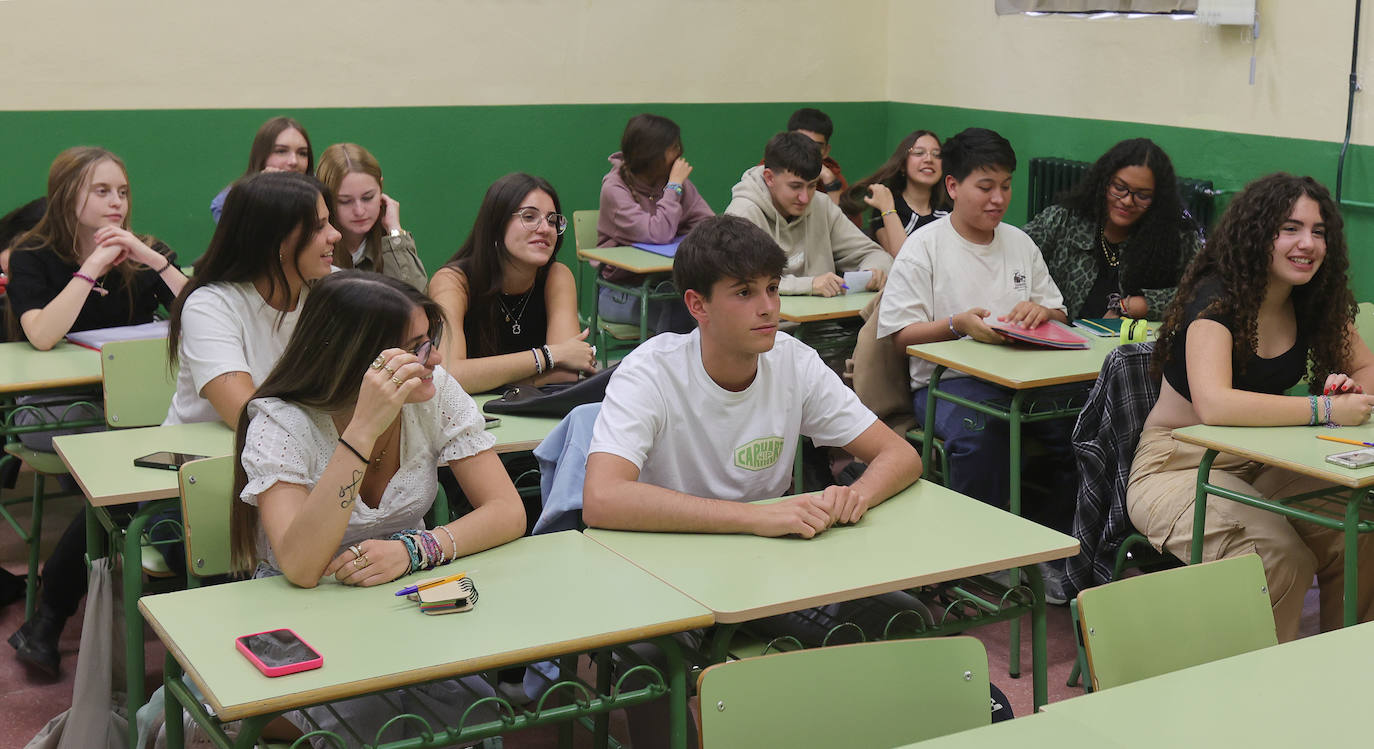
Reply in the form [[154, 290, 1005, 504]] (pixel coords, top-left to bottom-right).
[[235, 628, 323, 677]]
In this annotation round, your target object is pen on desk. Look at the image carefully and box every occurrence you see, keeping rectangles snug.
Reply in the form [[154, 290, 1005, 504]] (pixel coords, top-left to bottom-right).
[[394, 571, 469, 597], [1316, 435, 1374, 448]]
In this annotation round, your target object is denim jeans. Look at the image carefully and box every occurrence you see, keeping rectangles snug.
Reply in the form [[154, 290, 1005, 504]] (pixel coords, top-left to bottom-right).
[[597, 284, 695, 335], [912, 376, 1080, 532]]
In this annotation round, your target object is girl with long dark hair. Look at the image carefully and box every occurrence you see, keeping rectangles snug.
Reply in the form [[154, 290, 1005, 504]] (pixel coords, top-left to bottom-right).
[[209, 115, 313, 222], [841, 129, 949, 256], [1129, 173, 1374, 641]]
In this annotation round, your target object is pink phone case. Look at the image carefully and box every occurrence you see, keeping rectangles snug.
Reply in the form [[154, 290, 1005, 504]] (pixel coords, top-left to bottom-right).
[[235, 628, 323, 677]]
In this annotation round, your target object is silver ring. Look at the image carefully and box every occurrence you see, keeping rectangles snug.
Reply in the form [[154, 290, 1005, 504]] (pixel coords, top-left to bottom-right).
[[349, 545, 362, 560]]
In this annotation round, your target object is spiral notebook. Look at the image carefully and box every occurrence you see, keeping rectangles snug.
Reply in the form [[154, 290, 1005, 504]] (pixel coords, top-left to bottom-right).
[[408, 575, 479, 615]]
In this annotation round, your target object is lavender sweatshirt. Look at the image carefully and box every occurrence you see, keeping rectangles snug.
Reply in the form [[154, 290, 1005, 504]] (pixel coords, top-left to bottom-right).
[[596, 152, 714, 283]]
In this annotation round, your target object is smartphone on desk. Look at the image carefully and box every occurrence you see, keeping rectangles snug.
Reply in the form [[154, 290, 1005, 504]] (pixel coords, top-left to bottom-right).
[[1325, 449, 1374, 469], [133, 451, 209, 471], [484, 415, 500, 430], [235, 628, 323, 677]]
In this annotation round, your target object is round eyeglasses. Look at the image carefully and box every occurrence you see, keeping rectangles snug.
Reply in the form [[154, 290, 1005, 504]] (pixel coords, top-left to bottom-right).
[[512, 208, 567, 235]]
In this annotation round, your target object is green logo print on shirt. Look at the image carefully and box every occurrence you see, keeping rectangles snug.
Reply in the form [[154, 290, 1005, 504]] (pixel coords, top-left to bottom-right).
[[734, 436, 785, 472]]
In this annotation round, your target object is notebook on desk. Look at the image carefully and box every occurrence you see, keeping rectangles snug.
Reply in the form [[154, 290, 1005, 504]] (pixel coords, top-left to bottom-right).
[[65, 320, 169, 351], [985, 319, 1090, 350], [631, 238, 683, 258], [1072, 318, 1124, 337]]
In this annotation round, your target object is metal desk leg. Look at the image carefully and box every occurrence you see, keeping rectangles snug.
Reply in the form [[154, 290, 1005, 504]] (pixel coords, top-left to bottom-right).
[[122, 498, 177, 749], [1007, 390, 1027, 680], [1189, 450, 1220, 565], [1344, 488, 1363, 627], [164, 653, 185, 749], [654, 635, 690, 749], [1022, 564, 1049, 712], [920, 366, 947, 474]]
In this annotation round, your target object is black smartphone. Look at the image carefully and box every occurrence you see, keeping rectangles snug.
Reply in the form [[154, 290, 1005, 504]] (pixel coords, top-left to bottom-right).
[[133, 451, 209, 471], [484, 415, 500, 430]]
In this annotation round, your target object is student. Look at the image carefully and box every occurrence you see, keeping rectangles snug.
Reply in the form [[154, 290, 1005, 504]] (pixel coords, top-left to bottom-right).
[[596, 113, 713, 334], [1025, 138, 1202, 321], [841, 130, 950, 257], [209, 116, 313, 222], [875, 128, 1076, 540], [725, 131, 889, 297], [166, 170, 340, 426], [429, 173, 596, 394], [315, 142, 428, 292], [5, 146, 188, 677], [1129, 173, 1374, 642], [583, 216, 922, 747], [234, 271, 525, 742], [787, 107, 850, 212]]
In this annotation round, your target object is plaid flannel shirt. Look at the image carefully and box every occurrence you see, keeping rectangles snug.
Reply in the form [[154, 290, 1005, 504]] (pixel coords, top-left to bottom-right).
[[1066, 342, 1159, 591]]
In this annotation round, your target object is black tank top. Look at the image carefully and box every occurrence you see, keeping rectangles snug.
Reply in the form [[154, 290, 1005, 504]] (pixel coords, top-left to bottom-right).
[[464, 273, 549, 357]]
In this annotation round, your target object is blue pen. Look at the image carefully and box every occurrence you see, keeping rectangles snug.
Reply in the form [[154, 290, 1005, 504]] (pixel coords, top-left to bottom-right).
[[394, 571, 469, 596]]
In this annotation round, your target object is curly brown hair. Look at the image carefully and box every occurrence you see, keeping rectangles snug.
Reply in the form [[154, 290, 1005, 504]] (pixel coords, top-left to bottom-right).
[[1152, 173, 1356, 393]]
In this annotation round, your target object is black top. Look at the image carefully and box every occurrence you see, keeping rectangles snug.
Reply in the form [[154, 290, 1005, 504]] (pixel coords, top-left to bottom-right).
[[866, 192, 948, 239], [464, 272, 549, 358], [1163, 276, 1308, 402], [1081, 238, 1122, 318], [7, 241, 178, 333]]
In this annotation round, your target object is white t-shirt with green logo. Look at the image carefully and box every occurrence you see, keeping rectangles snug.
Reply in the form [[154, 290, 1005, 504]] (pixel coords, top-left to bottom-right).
[[590, 329, 876, 501]]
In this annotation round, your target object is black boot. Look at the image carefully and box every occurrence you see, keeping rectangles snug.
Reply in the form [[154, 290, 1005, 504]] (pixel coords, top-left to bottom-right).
[[7, 603, 66, 678]]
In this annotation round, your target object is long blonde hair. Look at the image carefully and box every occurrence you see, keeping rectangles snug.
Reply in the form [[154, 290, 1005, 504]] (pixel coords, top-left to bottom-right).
[[316, 143, 387, 273]]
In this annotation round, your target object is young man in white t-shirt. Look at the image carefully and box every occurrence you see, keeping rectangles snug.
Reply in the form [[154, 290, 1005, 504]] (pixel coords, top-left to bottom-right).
[[584, 215, 920, 536], [876, 127, 1079, 540]]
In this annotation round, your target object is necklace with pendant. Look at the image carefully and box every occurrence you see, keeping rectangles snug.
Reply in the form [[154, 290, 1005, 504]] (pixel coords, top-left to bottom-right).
[[496, 286, 535, 335], [1098, 228, 1122, 268]]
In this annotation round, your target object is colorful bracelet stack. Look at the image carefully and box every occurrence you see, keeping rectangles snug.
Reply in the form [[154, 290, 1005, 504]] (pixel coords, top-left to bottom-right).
[[1322, 394, 1336, 427], [389, 528, 457, 576], [665, 182, 684, 196]]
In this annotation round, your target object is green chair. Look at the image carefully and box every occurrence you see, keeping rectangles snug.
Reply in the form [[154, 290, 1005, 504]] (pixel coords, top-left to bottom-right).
[[101, 337, 177, 428], [574, 209, 679, 366], [697, 637, 990, 748], [1076, 553, 1276, 691], [177, 455, 234, 586]]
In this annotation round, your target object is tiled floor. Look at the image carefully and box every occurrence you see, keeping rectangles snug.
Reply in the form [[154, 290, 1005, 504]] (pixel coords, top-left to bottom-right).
[[0, 485, 1321, 748]]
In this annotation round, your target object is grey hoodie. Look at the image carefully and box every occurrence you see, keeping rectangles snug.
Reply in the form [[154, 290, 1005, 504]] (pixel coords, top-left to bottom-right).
[[724, 165, 891, 295]]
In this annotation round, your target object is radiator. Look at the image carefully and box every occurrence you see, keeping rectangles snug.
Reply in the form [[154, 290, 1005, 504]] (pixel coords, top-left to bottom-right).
[[1027, 157, 1216, 232]]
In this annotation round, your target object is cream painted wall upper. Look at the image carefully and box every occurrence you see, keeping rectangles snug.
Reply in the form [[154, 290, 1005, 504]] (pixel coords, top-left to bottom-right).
[[0, 0, 885, 111], [886, 1, 1374, 145]]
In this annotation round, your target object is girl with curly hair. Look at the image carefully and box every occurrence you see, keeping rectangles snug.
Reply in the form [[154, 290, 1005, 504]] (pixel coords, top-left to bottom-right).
[[840, 130, 949, 257], [1026, 138, 1201, 320], [1128, 172, 1374, 641]]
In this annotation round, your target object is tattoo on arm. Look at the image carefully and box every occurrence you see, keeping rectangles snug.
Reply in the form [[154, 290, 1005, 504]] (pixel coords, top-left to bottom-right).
[[339, 469, 363, 509]]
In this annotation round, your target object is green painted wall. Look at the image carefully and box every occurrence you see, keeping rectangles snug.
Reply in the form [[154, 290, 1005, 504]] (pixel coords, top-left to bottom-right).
[[5, 101, 1371, 305], [885, 102, 1374, 302]]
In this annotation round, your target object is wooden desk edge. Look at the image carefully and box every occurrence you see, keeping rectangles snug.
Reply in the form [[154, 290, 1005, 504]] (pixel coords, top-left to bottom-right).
[[0, 374, 102, 395], [493, 438, 542, 455], [905, 346, 1101, 390], [1171, 431, 1374, 490], [779, 309, 863, 323], [143, 602, 714, 722], [575, 248, 673, 274]]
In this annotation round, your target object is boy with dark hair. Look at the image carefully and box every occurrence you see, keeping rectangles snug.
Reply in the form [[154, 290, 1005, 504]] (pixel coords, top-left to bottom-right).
[[584, 215, 919, 536], [726, 132, 889, 297], [787, 107, 849, 204], [876, 127, 1076, 539]]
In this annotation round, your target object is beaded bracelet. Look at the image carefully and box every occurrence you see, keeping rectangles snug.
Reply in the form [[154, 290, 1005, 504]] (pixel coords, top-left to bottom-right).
[[532, 348, 544, 374], [541, 344, 554, 371], [418, 530, 443, 567], [665, 182, 684, 196], [1308, 395, 1320, 426], [426, 530, 446, 565], [1322, 394, 1336, 427], [436, 525, 458, 561], [390, 532, 421, 575]]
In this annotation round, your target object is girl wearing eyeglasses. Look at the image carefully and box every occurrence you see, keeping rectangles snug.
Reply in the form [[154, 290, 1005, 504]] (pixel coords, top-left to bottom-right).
[[430, 172, 596, 394], [596, 113, 713, 334], [232, 270, 524, 742], [841, 130, 950, 257], [1026, 138, 1202, 321], [316, 142, 428, 292]]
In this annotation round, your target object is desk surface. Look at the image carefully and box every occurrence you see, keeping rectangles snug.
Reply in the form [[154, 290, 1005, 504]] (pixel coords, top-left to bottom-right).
[[903, 711, 1122, 748], [576, 245, 674, 275], [1172, 423, 1374, 489], [53, 421, 234, 507], [1041, 621, 1374, 745], [586, 481, 1078, 623], [779, 292, 876, 323], [906, 333, 1124, 390], [140, 531, 713, 722], [473, 394, 560, 454], [0, 341, 103, 394]]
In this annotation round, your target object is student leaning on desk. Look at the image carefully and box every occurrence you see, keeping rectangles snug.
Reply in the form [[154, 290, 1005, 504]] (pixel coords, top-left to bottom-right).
[[231, 271, 525, 742], [1129, 173, 1374, 642]]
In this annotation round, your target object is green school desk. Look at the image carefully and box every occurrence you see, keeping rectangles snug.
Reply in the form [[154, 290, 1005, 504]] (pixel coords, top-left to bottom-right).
[[905, 330, 1142, 675], [1172, 422, 1374, 627], [0, 340, 102, 395], [778, 291, 876, 324], [53, 420, 233, 744], [576, 245, 678, 365], [472, 393, 561, 454], [141, 530, 713, 749], [1040, 621, 1374, 745], [900, 711, 1122, 748], [585, 480, 1079, 710]]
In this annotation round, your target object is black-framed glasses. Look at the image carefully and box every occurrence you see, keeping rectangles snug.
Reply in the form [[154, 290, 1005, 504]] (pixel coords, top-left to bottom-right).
[[1107, 179, 1154, 206], [410, 328, 442, 362], [512, 208, 567, 235]]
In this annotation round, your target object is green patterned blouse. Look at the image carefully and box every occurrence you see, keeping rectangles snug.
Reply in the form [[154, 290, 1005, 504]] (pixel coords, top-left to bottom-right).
[[1024, 204, 1202, 321]]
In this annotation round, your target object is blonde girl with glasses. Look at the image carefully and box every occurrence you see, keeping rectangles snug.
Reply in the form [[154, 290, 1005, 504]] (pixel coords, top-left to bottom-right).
[[1026, 137, 1202, 321], [430, 173, 596, 394]]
